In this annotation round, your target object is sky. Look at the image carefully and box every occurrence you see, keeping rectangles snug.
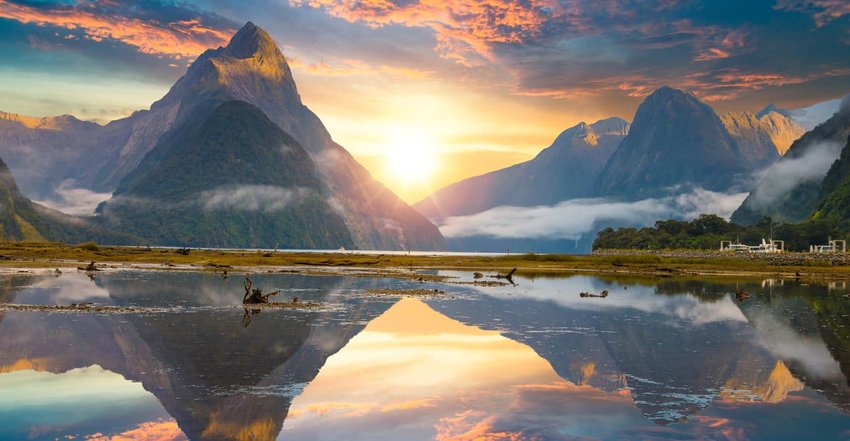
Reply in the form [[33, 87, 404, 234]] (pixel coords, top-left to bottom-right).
[[1, 0, 850, 203]]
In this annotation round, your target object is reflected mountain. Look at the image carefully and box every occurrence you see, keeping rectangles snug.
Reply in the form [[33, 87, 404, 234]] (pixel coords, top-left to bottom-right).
[[428, 274, 850, 425], [0, 271, 849, 440], [0, 271, 396, 440]]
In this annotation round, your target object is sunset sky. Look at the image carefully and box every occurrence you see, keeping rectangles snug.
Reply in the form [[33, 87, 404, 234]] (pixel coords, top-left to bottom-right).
[[1, 0, 850, 202]]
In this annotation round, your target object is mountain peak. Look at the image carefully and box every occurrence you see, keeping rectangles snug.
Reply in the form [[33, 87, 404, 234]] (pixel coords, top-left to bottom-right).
[[756, 103, 792, 119], [222, 21, 280, 59], [596, 84, 747, 198], [590, 117, 629, 135], [645, 86, 697, 104]]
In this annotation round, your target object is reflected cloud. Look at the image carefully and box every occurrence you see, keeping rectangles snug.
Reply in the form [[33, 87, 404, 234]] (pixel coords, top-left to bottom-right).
[[17, 273, 112, 305], [469, 274, 748, 325], [0, 365, 181, 441], [283, 298, 645, 439], [747, 307, 844, 380], [86, 420, 186, 441]]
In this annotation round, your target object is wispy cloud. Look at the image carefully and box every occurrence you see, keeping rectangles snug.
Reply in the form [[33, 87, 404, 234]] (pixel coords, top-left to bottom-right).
[[0, 0, 234, 59], [288, 56, 433, 78], [775, 0, 850, 26], [201, 185, 313, 212], [438, 188, 747, 240]]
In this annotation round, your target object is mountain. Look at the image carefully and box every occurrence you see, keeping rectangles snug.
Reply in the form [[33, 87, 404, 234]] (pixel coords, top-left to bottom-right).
[[148, 22, 442, 250], [0, 111, 103, 199], [720, 110, 805, 159], [732, 99, 850, 225], [0, 272, 394, 441], [0, 154, 124, 243], [595, 87, 755, 199], [414, 117, 628, 221], [96, 100, 353, 249], [0, 22, 443, 250], [760, 96, 848, 131]]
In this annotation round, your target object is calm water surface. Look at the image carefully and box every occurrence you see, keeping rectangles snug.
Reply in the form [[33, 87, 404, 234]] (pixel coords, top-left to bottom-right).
[[0, 270, 849, 440]]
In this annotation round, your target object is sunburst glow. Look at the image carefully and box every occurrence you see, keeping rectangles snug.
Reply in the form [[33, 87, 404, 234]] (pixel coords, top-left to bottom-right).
[[384, 129, 439, 184]]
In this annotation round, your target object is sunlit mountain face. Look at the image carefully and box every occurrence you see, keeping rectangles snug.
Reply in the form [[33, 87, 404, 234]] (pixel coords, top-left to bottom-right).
[[1, 0, 849, 205], [1, 271, 849, 440]]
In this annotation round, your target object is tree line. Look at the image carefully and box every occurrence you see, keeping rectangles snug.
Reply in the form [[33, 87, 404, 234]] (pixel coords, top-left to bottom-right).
[[593, 214, 846, 252]]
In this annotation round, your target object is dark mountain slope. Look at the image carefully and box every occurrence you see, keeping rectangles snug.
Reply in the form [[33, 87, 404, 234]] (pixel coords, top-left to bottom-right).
[[596, 87, 751, 199], [97, 100, 353, 249]]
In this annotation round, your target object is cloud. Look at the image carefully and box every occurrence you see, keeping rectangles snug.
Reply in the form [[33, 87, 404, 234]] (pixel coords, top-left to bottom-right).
[[290, 0, 561, 65], [438, 187, 748, 240], [469, 275, 749, 325], [33, 179, 112, 216], [775, 0, 850, 26], [0, 0, 235, 59], [201, 185, 313, 212], [747, 308, 844, 380], [288, 56, 433, 78], [84, 420, 184, 441], [745, 141, 843, 209]]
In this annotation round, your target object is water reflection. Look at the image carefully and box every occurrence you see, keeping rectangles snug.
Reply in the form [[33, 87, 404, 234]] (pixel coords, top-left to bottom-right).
[[0, 270, 847, 440]]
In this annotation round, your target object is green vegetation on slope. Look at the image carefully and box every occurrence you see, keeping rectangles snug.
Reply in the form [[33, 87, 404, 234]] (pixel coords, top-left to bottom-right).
[[813, 136, 850, 230], [98, 100, 354, 249]]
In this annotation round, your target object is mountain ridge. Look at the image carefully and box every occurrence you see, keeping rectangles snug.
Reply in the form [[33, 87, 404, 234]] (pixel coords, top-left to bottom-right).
[[414, 117, 629, 221], [0, 22, 444, 250], [595, 86, 752, 199]]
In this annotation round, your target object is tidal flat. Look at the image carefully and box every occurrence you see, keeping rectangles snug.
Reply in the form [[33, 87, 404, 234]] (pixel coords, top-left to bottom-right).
[[0, 242, 849, 283]]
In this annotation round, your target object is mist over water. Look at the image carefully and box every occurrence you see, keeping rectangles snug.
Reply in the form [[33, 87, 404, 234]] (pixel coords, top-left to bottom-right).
[[438, 187, 747, 242]]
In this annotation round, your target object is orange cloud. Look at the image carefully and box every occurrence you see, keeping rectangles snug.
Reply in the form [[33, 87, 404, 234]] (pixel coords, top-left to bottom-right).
[[519, 65, 850, 103], [0, 0, 233, 58], [84, 420, 185, 441], [435, 411, 525, 441], [694, 47, 732, 61], [290, 0, 564, 64]]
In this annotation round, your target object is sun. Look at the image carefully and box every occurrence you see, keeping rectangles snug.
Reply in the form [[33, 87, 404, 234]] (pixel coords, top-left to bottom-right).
[[384, 131, 438, 184]]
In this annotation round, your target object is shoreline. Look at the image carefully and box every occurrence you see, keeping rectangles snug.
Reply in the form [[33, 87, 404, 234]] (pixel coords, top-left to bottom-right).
[[0, 242, 846, 282]]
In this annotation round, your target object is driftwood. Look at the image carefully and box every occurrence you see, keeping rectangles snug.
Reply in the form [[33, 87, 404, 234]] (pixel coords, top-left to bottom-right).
[[242, 276, 281, 304], [735, 290, 750, 302], [492, 268, 517, 284], [77, 261, 99, 272], [176, 248, 191, 255], [580, 290, 609, 298]]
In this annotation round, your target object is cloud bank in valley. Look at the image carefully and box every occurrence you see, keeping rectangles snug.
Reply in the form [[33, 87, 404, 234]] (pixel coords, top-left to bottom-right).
[[746, 141, 843, 209], [438, 188, 748, 240], [34, 180, 112, 216], [201, 185, 313, 212]]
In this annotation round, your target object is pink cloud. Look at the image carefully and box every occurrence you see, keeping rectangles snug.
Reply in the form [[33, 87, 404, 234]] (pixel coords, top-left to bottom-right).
[[775, 0, 850, 26], [291, 0, 565, 65], [0, 0, 233, 58]]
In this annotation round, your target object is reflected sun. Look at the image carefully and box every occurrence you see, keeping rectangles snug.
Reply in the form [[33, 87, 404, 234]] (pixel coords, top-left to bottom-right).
[[384, 131, 438, 184]]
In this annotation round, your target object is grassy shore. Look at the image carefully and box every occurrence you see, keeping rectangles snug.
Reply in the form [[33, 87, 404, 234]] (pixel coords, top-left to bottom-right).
[[0, 241, 848, 280]]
